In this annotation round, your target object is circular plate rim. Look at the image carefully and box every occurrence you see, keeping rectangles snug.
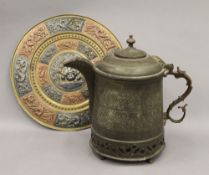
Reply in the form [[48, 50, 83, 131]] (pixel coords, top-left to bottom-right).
[[10, 14, 122, 131]]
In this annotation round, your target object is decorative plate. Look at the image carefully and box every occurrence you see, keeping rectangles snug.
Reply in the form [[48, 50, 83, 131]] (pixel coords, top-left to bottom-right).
[[10, 14, 121, 131]]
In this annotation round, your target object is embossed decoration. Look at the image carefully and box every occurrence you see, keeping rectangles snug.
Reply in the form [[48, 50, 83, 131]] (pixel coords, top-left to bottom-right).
[[11, 14, 121, 131], [77, 41, 97, 60], [90, 131, 165, 160], [21, 93, 56, 124], [84, 22, 117, 50], [49, 52, 86, 92], [55, 111, 90, 128], [42, 84, 62, 103], [19, 25, 49, 57], [14, 56, 32, 97], [40, 44, 57, 64], [45, 17, 84, 34]]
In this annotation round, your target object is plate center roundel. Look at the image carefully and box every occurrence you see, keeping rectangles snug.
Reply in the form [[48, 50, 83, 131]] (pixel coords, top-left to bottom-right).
[[11, 15, 121, 131]]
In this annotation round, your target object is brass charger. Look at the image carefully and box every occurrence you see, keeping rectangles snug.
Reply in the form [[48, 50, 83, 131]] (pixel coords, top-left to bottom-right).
[[10, 14, 121, 131]]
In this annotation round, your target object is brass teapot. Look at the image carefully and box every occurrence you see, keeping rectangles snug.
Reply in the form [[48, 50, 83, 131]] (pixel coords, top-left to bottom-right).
[[65, 35, 192, 162]]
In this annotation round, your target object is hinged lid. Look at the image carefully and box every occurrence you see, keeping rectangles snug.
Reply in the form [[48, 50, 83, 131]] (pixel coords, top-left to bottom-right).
[[95, 35, 165, 80], [114, 35, 146, 58]]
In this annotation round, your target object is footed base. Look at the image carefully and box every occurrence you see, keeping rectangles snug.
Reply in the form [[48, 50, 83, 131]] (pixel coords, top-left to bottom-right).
[[90, 130, 165, 162]]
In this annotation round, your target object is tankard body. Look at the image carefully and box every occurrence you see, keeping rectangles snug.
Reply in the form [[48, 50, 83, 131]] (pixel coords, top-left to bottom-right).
[[91, 74, 164, 161], [65, 36, 192, 162]]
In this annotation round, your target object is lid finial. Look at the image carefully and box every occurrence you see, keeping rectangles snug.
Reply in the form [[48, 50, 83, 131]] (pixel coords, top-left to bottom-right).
[[114, 35, 146, 58], [127, 35, 135, 48]]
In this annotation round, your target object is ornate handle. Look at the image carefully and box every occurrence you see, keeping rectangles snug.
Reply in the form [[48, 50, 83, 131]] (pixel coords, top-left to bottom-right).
[[164, 64, 193, 123]]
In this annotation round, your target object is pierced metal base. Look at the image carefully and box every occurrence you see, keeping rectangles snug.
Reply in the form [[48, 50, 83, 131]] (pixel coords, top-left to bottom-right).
[[90, 130, 165, 162]]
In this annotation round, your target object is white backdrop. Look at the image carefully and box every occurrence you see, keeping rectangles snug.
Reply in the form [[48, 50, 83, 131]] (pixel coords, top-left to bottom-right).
[[0, 0, 208, 175]]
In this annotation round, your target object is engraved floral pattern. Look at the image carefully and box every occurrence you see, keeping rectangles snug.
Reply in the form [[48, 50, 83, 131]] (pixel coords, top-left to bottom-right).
[[37, 64, 49, 86], [61, 92, 86, 105], [84, 22, 116, 50], [22, 93, 55, 124], [57, 40, 77, 50], [19, 26, 48, 56]]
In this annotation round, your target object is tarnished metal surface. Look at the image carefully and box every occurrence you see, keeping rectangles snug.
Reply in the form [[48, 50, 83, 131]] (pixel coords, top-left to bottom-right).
[[89, 74, 165, 161], [10, 14, 121, 131], [66, 35, 192, 162], [92, 75, 164, 141], [164, 64, 193, 123], [90, 128, 165, 162]]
